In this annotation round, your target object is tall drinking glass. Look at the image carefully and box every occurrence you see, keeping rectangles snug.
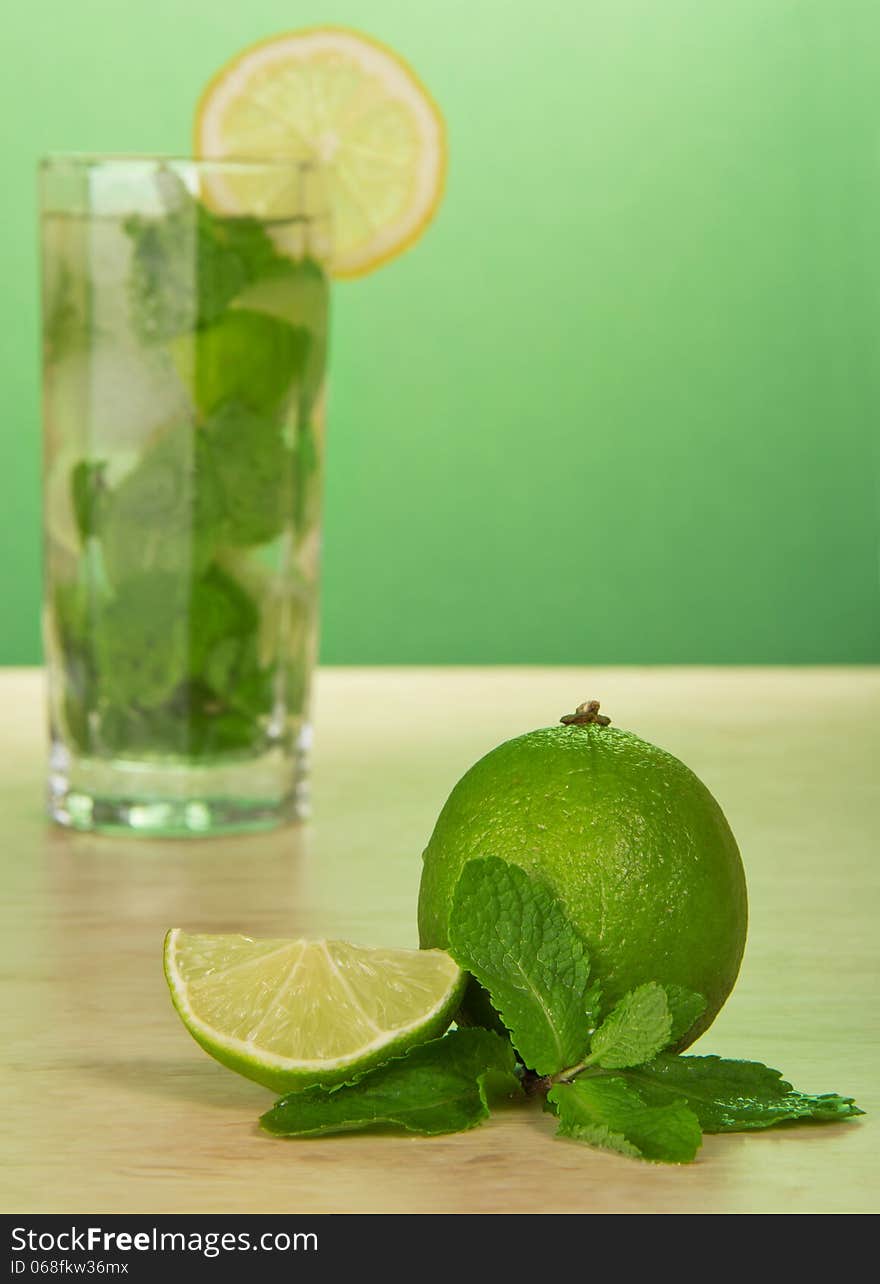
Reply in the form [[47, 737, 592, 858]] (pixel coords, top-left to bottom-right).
[[40, 155, 330, 835]]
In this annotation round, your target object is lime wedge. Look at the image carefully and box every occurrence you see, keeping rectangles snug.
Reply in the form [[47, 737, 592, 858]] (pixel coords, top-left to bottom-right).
[[164, 928, 466, 1092]]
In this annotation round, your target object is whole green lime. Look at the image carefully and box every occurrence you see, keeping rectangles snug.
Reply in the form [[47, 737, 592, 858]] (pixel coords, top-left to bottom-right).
[[418, 701, 747, 1047]]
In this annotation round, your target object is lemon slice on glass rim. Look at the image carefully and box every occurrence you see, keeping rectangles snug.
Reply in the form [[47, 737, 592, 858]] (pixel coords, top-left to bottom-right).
[[194, 26, 447, 277]]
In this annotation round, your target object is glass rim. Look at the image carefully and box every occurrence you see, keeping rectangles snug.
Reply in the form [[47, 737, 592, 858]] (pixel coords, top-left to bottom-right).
[[39, 151, 321, 173]]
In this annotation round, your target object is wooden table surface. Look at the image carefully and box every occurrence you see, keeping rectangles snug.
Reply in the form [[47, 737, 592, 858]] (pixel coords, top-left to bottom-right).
[[2, 667, 877, 1215]]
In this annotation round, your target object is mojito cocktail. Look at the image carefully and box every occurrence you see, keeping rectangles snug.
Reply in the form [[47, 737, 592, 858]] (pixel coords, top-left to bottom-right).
[[41, 157, 329, 834]]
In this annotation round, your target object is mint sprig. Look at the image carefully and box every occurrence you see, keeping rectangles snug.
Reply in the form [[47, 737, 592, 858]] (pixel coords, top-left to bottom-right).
[[447, 859, 861, 1161], [258, 857, 862, 1162]]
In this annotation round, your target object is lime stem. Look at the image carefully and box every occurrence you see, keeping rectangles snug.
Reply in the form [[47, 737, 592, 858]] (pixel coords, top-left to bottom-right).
[[560, 700, 611, 727]]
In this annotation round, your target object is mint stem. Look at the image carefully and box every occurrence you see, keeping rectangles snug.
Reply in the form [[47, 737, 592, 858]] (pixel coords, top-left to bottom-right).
[[521, 1070, 553, 1097], [552, 1059, 594, 1085]]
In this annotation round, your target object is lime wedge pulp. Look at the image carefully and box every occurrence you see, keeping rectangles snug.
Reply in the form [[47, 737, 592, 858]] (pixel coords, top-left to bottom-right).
[[164, 929, 466, 1092]]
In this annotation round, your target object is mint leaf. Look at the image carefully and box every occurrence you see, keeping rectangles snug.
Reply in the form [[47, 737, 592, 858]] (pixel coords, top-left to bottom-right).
[[92, 571, 190, 708], [201, 402, 290, 547], [548, 1076, 702, 1163], [583, 982, 706, 1068], [188, 563, 259, 675], [88, 560, 267, 721], [261, 1028, 520, 1139], [449, 857, 598, 1075], [97, 680, 267, 759], [172, 309, 310, 417], [99, 423, 222, 586], [99, 404, 291, 590], [618, 1055, 864, 1132], [586, 982, 672, 1069], [664, 984, 707, 1045]]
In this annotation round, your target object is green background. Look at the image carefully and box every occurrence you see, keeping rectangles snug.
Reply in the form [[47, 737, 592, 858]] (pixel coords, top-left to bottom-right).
[[3, 1, 878, 664]]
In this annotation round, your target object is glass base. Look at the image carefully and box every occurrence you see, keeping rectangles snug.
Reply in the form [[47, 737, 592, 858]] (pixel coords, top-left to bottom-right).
[[47, 734, 310, 837]]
